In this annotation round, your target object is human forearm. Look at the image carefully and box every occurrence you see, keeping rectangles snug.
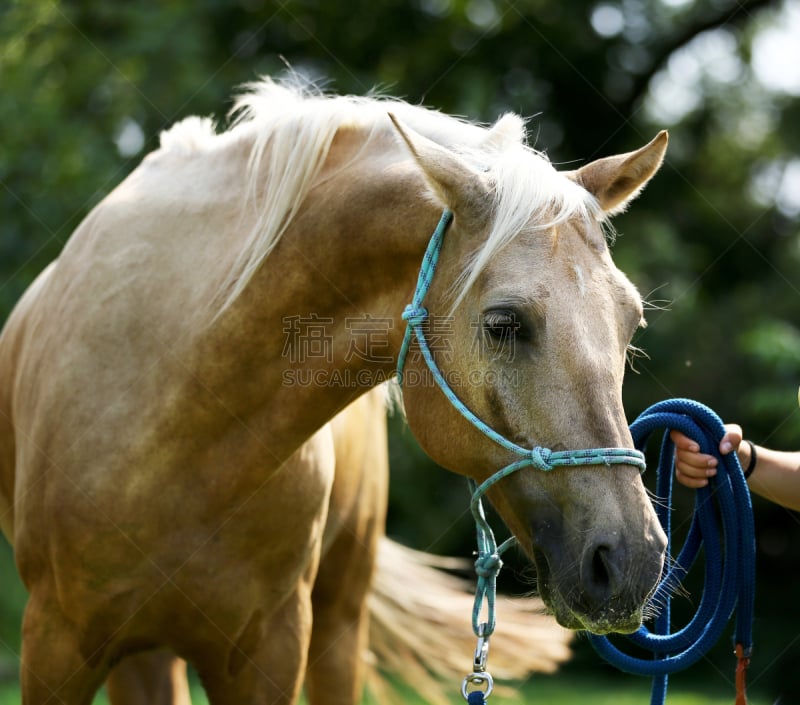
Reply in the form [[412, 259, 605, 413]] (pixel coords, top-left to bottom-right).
[[739, 444, 800, 511]]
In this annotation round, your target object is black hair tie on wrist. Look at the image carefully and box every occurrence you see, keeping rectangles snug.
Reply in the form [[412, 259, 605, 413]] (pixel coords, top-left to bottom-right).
[[743, 440, 757, 479]]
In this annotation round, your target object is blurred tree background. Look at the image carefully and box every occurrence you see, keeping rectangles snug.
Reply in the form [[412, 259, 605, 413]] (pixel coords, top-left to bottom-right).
[[1, 0, 799, 701]]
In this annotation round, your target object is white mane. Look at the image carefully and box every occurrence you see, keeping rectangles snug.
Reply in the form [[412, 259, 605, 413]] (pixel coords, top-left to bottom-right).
[[159, 116, 218, 154], [158, 77, 599, 313]]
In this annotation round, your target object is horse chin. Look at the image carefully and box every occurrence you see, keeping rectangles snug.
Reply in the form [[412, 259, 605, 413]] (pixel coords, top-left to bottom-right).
[[575, 610, 644, 636], [547, 593, 645, 636]]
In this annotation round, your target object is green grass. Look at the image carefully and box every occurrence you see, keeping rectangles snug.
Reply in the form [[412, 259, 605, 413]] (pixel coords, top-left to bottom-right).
[[0, 670, 771, 705], [0, 683, 206, 705], [370, 673, 771, 705], [505, 673, 769, 705]]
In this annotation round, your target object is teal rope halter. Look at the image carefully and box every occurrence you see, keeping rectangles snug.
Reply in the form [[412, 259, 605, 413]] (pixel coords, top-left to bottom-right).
[[396, 209, 647, 700]]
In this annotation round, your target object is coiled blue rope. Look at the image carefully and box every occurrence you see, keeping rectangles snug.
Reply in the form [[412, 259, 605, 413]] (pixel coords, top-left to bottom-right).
[[588, 398, 756, 705]]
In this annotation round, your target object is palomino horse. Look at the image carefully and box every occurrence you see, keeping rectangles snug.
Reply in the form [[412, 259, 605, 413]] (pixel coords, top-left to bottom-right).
[[0, 78, 668, 703], [102, 385, 573, 705]]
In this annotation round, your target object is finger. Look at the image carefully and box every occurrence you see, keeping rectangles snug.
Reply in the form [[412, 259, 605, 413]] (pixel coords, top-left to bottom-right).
[[719, 427, 743, 455], [674, 450, 718, 472], [669, 429, 700, 452], [719, 433, 742, 455], [675, 468, 709, 489], [675, 457, 717, 479], [722, 423, 743, 439]]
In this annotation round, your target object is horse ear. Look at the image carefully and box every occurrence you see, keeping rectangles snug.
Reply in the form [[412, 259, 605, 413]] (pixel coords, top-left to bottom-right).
[[569, 131, 668, 216], [388, 113, 488, 212], [481, 113, 526, 151]]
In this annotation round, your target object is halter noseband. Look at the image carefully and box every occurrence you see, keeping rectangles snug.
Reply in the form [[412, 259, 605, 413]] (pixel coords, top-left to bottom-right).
[[396, 208, 646, 639]]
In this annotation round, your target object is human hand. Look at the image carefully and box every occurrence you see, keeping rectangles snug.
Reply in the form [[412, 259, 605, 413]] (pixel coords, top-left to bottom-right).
[[670, 424, 743, 489]]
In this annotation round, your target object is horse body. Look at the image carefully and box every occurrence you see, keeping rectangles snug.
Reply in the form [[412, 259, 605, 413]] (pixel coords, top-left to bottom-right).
[[0, 245, 340, 698], [0, 79, 668, 703]]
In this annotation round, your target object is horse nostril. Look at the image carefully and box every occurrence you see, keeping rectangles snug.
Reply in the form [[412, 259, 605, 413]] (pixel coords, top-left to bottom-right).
[[591, 545, 613, 593], [583, 541, 623, 606]]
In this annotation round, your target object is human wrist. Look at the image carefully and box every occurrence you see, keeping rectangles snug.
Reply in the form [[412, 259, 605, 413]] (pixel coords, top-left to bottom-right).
[[742, 440, 757, 479]]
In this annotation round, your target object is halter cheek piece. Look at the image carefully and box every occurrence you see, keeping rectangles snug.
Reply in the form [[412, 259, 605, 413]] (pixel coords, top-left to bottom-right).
[[396, 208, 646, 640]]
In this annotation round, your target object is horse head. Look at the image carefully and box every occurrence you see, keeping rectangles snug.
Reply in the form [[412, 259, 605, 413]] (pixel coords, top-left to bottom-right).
[[393, 116, 668, 635]]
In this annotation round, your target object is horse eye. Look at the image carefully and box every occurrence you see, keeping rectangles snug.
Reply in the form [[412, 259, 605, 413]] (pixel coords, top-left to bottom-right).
[[483, 309, 520, 342]]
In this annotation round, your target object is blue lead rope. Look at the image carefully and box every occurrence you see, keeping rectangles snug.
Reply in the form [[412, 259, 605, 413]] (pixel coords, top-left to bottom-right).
[[589, 398, 756, 705]]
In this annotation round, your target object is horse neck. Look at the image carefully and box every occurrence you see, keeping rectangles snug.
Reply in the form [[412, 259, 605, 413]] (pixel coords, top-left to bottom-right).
[[205, 137, 442, 456]]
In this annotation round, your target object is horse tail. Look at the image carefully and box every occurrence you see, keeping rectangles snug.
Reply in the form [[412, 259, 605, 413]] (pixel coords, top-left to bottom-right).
[[366, 537, 573, 705]]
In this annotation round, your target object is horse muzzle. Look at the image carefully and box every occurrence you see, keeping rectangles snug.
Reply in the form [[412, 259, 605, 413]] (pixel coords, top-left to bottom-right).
[[530, 521, 667, 635]]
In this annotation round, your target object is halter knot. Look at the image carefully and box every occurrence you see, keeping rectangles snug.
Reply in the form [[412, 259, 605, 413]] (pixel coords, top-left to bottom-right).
[[528, 446, 553, 471], [401, 304, 428, 327], [474, 552, 503, 579]]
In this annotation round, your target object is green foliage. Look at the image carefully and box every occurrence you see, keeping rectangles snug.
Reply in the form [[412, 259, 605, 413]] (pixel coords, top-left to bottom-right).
[[0, 543, 24, 682], [1, 0, 799, 699]]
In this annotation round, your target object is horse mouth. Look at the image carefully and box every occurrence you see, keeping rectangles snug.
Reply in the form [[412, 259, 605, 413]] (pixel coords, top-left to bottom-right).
[[530, 547, 646, 635]]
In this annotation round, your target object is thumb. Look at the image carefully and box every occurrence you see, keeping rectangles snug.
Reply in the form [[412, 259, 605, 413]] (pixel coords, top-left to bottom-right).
[[719, 424, 743, 455]]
